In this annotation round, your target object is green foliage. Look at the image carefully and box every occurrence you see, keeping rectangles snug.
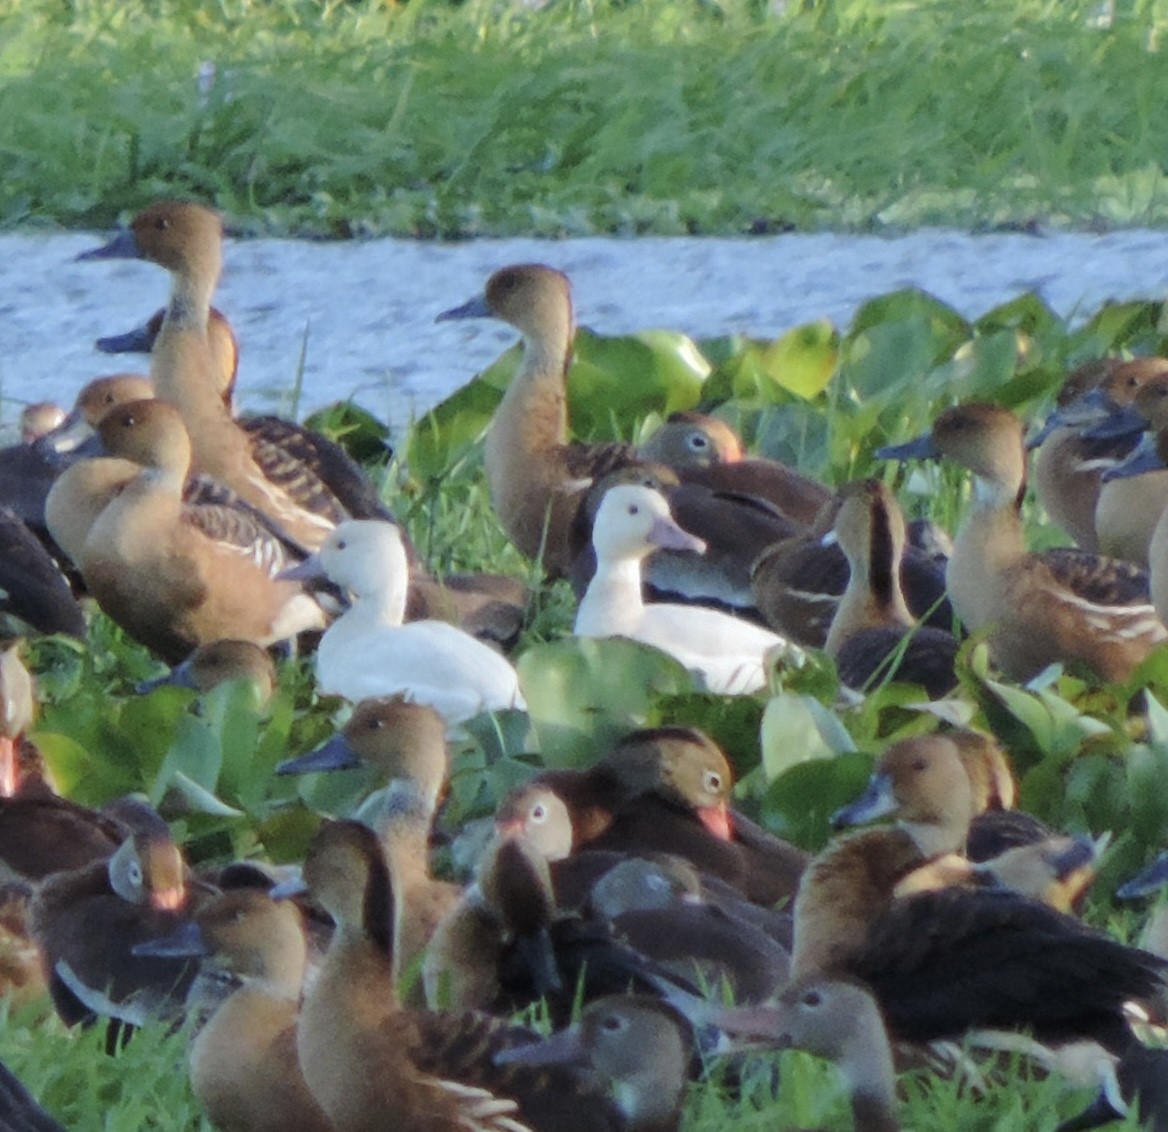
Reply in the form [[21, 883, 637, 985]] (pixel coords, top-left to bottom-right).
[[6, 0, 1168, 235]]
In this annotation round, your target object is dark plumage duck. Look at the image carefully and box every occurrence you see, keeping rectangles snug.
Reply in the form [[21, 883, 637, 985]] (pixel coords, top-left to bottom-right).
[[638, 411, 832, 528], [30, 803, 201, 1028], [879, 402, 1166, 683], [0, 1059, 65, 1132], [497, 725, 808, 908], [133, 888, 334, 1132], [823, 479, 959, 698], [294, 819, 689, 1132], [437, 264, 640, 579]]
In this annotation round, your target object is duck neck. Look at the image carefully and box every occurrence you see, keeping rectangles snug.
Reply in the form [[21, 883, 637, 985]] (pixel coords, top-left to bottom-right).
[[166, 254, 219, 331], [576, 557, 645, 636], [828, 523, 913, 656], [845, 1028, 897, 1130], [359, 577, 410, 629], [948, 472, 1026, 630]]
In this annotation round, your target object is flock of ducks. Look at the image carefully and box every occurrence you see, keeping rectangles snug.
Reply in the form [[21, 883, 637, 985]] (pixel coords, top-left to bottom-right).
[[5, 199, 1168, 1130]]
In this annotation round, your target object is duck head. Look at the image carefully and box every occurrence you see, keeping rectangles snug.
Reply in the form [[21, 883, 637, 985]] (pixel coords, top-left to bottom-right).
[[639, 412, 745, 467], [590, 484, 707, 561], [79, 200, 224, 287], [96, 398, 193, 481], [278, 519, 405, 600], [300, 820, 393, 951], [606, 726, 734, 840], [437, 264, 572, 340], [494, 784, 575, 861], [108, 821, 187, 913], [832, 734, 977, 858], [146, 639, 277, 700]]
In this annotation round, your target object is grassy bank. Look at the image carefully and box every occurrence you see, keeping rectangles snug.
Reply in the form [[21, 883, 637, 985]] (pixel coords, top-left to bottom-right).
[[3, 0, 1168, 236]]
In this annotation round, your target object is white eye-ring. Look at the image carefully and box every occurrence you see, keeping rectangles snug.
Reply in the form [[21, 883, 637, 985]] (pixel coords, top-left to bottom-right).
[[530, 803, 548, 824]]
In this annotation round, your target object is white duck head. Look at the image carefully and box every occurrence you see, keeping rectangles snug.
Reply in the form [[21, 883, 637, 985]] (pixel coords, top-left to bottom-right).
[[591, 484, 707, 564]]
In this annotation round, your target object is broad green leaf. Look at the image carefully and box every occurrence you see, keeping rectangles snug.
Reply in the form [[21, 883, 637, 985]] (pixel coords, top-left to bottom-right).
[[517, 636, 695, 768], [759, 320, 839, 400], [164, 772, 243, 818], [759, 692, 857, 780], [760, 752, 873, 851]]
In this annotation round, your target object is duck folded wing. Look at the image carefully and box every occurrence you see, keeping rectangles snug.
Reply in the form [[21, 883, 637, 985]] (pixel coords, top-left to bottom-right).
[[1037, 546, 1153, 605], [181, 497, 306, 578], [853, 886, 1166, 1051]]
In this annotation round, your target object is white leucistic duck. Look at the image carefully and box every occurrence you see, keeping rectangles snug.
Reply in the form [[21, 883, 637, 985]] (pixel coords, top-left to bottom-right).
[[281, 520, 525, 726], [575, 484, 799, 694]]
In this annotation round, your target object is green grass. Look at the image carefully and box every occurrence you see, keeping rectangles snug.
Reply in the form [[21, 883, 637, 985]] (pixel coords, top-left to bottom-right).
[[4, 0, 1168, 235]]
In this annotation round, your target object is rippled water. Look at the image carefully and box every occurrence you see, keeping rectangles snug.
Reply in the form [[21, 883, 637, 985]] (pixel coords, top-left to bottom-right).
[[4, 227, 1168, 436]]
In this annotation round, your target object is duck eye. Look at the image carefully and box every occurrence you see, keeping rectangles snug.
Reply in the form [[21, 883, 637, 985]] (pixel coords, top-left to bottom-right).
[[911, 757, 927, 772], [155, 217, 171, 231], [335, 540, 347, 551], [688, 434, 709, 450], [530, 803, 547, 823], [601, 1014, 625, 1033], [128, 861, 143, 887], [801, 990, 822, 1008], [704, 770, 722, 793], [628, 505, 639, 516]]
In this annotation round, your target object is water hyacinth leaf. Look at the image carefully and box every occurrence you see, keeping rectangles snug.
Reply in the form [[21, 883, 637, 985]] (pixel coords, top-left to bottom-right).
[[164, 771, 243, 818], [150, 713, 224, 807], [517, 636, 695, 768], [975, 291, 1062, 340], [1069, 299, 1166, 359], [840, 315, 949, 403], [568, 328, 708, 438], [760, 751, 873, 850], [255, 806, 322, 863], [303, 400, 393, 465], [33, 729, 138, 804], [849, 289, 970, 361], [760, 692, 856, 780], [1126, 742, 1168, 847], [923, 329, 1020, 404], [758, 320, 839, 400]]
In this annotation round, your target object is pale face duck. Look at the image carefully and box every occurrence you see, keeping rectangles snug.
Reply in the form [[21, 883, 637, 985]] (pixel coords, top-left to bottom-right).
[[638, 410, 833, 528], [294, 819, 688, 1132], [76, 399, 327, 664], [575, 483, 800, 694], [567, 463, 802, 618], [437, 264, 641, 579], [824, 479, 958, 698], [279, 520, 526, 724], [133, 888, 333, 1132], [879, 402, 1167, 683]]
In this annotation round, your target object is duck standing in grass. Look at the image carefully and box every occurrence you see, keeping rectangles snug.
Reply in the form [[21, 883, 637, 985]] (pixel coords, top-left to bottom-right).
[[437, 264, 640, 578], [575, 483, 799, 693], [879, 402, 1166, 683], [280, 520, 525, 725]]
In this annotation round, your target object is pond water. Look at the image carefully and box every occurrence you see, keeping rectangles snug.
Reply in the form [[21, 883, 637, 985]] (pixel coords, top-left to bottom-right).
[[4, 226, 1168, 437]]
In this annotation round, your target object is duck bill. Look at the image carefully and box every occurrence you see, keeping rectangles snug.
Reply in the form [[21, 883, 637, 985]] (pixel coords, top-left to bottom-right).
[[436, 295, 492, 322], [151, 885, 187, 912], [96, 321, 158, 355], [493, 1024, 587, 1069], [132, 921, 210, 960], [830, 772, 896, 829], [34, 410, 97, 457], [648, 514, 707, 555], [276, 733, 362, 776], [696, 1002, 795, 1051], [697, 800, 733, 841], [1116, 850, 1168, 900], [875, 433, 939, 461], [269, 872, 309, 901], [276, 554, 328, 584], [76, 229, 143, 262], [1081, 401, 1147, 443], [138, 657, 198, 695], [1053, 1089, 1128, 1132], [0, 737, 15, 798], [1101, 433, 1162, 482]]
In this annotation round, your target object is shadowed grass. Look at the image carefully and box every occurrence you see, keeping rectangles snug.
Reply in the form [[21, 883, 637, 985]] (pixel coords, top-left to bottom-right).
[[4, 0, 1168, 235]]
